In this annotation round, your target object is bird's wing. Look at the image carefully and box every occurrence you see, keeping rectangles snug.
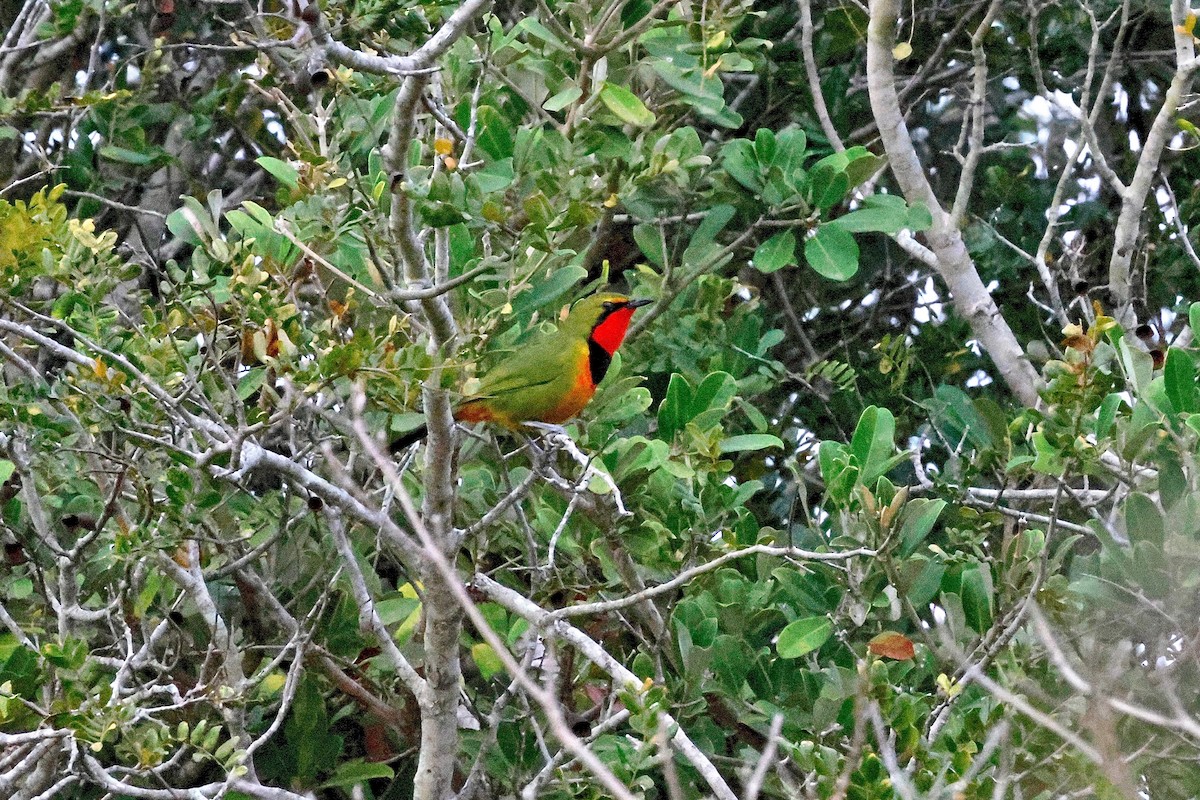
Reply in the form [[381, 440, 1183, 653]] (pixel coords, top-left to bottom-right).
[[467, 334, 566, 400]]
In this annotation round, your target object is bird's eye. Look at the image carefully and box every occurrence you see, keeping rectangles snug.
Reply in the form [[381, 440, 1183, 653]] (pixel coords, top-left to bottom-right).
[[602, 301, 616, 310]]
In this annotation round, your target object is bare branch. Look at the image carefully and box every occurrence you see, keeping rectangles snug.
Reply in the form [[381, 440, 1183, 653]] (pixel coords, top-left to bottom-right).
[[349, 395, 641, 800], [325, 509, 427, 696], [866, 701, 916, 800], [743, 713, 784, 800], [477, 574, 739, 800], [1108, 0, 1199, 319], [313, 0, 492, 76], [866, 0, 1042, 405], [950, 0, 1002, 227], [798, 0, 845, 153], [1160, 178, 1200, 275], [550, 543, 875, 620], [962, 664, 1103, 763]]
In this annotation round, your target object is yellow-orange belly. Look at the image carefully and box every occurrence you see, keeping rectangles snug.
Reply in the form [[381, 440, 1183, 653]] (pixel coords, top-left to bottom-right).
[[539, 367, 596, 424]]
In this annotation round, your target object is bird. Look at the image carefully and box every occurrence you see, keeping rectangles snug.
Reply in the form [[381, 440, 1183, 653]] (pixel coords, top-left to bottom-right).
[[390, 293, 652, 450]]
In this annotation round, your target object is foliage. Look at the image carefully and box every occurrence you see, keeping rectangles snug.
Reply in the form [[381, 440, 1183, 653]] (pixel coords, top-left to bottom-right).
[[2, 0, 1200, 799]]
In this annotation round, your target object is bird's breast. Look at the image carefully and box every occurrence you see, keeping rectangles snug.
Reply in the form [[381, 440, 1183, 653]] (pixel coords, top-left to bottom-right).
[[540, 356, 597, 424]]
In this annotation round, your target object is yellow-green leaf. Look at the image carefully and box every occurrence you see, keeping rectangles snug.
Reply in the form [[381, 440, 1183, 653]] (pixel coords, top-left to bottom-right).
[[599, 82, 657, 127], [777, 616, 832, 658]]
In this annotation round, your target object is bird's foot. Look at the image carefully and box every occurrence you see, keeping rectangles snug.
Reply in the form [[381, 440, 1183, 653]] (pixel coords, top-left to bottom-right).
[[522, 422, 581, 462], [523, 422, 632, 518], [521, 421, 570, 437], [520, 422, 572, 462]]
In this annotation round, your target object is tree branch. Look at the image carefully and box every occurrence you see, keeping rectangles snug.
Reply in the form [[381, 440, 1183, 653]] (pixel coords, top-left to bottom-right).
[[313, 0, 492, 76], [950, 0, 1001, 227], [550, 543, 875, 620], [798, 0, 845, 153], [476, 574, 738, 800], [1108, 0, 1198, 320], [866, 0, 1042, 405]]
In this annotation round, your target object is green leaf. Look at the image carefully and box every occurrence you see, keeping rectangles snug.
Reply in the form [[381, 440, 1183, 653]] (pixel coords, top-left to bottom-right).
[[658, 373, 693, 441], [543, 86, 582, 112], [1159, 452, 1187, 511], [1125, 493, 1164, 548], [688, 372, 737, 433], [287, 677, 341, 781], [960, 567, 994, 634], [850, 406, 897, 487], [752, 230, 797, 273], [832, 194, 909, 234], [237, 368, 266, 401], [777, 616, 832, 658], [1164, 348, 1198, 414], [721, 139, 763, 192], [470, 642, 505, 680], [225, 209, 264, 239], [841, 147, 887, 188], [1131, 540, 1169, 599], [712, 634, 751, 691], [809, 145, 886, 188], [754, 128, 777, 166], [448, 223, 475, 270], [1117, 336, 1153, 395], [818, 440, 858, 506], [599, 82, 657, 127], [818, 440, 847, 484], [98, 145, 157, 165], [683, 205, 736, 267], [644, 43, 743, 125], [898, 499, 946, 557], [1030, 431, 1065, 475], [473, 157, 515, 194], [809, 164, 850, 211], [166, 197, 217, 245], [633, 223, 667, 266], [649, 56, 704, 95], [238, 200, 275, 227], [518, 17, 569, 49], [375, 596, 420, 626], [688, 205, 736, 249], [924, 385, 993, 451], [1095, 393, 1124, 439], [772, 127, 808, 179], [906, 201, 933, 231], [255, 156, 299, 189], [689, 371, 736, 417], [475, 105, 515, 159], [0, 460, 13, 483], [804, 224, 859, 280], [510, 267, 588, 318], [719, 434, 784, 453], [679, 89, 743, 128], [318, 761, 395, 789], [657, 371, 736, 440], [898, 555, 944, 608]]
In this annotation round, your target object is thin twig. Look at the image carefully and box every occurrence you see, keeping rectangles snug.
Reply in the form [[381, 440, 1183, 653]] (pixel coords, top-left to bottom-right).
[[549, 543, 875, 620]]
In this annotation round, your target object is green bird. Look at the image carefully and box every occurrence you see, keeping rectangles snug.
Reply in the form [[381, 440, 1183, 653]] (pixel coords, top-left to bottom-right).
[[391, 293, 651, 449]]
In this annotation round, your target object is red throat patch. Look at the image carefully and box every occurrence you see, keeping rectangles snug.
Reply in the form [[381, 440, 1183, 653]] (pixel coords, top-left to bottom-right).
[[590, 307, 636, 355]]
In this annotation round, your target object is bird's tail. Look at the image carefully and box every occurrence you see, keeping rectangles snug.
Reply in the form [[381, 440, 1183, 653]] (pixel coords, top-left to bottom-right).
[[389, 422, 430, 452]]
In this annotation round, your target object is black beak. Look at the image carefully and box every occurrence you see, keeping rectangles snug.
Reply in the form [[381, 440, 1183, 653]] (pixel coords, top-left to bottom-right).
[[626, 298, 653, 309]]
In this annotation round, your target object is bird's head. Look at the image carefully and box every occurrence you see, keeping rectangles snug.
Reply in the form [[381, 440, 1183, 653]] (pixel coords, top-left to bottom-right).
[[564, 292, 653, 354]]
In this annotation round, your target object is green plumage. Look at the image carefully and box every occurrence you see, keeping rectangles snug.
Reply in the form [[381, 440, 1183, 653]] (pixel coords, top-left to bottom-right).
[[390, 293, 644, 450]]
